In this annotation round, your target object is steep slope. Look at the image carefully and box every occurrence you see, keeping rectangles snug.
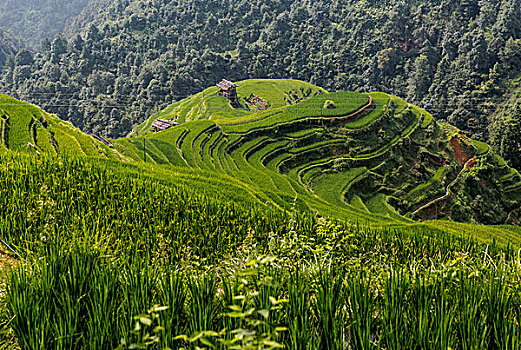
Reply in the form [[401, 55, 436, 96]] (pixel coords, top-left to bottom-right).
[[3, 136, 521, 349], [3, 79, 521, 245], [0, 92, 294, 208], [0, 93, 118, 159], [3, 0, 521, 139], [490, 78, 521, 171], [0, 0, 90, 48], [124, 79, 521, 227], [0, 29, 18, 67]]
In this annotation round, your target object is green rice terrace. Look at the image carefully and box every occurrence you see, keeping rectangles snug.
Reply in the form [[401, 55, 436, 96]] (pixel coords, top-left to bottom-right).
[[1, 80, 521, 349], [121, 79, 521, 238]]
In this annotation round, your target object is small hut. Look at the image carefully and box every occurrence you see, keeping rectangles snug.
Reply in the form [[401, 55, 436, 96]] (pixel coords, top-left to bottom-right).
[[151, 119, 179, 132], [217, 79, 239, 105]]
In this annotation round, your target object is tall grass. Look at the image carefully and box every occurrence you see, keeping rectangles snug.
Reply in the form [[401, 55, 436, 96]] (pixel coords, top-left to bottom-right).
[[286, 268, 316, 349], [314, 269, 345, 349], [4, 237, 521, 349], [2, 151, 521, 349]]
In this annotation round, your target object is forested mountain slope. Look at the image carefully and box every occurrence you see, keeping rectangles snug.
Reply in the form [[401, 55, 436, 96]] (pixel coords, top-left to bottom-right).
[[490, 78, 521, 171], [0, 29, 18, 68], [0, 0, 89, 48], [1, 0, 521, 147]]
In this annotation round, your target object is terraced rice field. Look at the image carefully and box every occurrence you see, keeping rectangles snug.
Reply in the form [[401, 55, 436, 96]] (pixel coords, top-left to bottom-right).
[[114, 83, 521, 244], [0, 93, 118, 159], [3, 82, 521, 349], [3, 82, 521, 246]]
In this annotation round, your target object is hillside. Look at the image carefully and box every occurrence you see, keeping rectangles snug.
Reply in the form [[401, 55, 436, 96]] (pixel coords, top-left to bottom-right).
[[2, 0, 521, 141], [0, 29, 18, 67], [2, 82, 521, 349], [3, 79, 521, 240], [490, 78, 521, 171], [0, 93, 119, 159], [121, 79, 521, 227], [0, 0, 90, 48]]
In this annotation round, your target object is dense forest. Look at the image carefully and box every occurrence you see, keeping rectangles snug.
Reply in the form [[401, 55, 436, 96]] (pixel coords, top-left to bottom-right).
[[0, 0, 90, 48], [0, 29, 18, 68], [490, 81, 521, 171], [1, 0, 521, 166]]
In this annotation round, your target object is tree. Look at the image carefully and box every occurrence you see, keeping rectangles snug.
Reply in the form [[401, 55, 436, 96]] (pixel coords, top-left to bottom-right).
[[490, 99, 521, 170], [499, 37, 521, 74], [407, 55, 432, 102]]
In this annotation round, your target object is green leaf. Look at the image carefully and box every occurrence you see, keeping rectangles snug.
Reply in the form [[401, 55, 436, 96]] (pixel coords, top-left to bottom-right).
[[258, 309, 270, 319], [189, 332, 204, 342], [201, 331, 219, 337], [228, 305, 243, 311], [245, 259, 257, 266], [153, 325, 165, 333], [240, 268, 258, 276], [260, 256, 276, 264], [150, 305, 169, 312], [139, 317, 153, 326], [173, 335, 188, 341], [262, 340, 284, 348], [199, 337, 216, 348]]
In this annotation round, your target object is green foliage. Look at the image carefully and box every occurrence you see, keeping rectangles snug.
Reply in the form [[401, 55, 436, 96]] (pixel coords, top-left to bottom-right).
[[4, 0, 521, 140], [116, 80, 521, 225], [4, 77, 521, 227], [0, 0, 90, 48], [5, 211, 521, 349], [490, 87, 521, 170], [323, 100, 336, 109], [0, 28, 18, 68], [0, 93, 116, 158]]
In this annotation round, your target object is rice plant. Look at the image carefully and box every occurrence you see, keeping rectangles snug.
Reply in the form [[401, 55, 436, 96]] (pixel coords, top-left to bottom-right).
[[1, 150, 521, 349]]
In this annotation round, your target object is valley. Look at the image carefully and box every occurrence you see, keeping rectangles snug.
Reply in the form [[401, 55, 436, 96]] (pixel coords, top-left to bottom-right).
[[1, 1, 521, 348]]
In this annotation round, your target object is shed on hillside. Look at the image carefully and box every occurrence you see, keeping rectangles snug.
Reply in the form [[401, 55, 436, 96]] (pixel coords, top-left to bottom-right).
[[151, 119, 179, 132], [217, 79, 239, 105]]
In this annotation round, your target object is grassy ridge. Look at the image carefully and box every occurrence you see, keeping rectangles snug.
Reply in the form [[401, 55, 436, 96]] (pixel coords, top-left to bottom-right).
[[1, 79, 521, 348], [4, 79, 521, 236], [0, 93, 118, 159], [1, 150, 519, 348], [133, 79, 326, 136], [120, 80, 521, 232]]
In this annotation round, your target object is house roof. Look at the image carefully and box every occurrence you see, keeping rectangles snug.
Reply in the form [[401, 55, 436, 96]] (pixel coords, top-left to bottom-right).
[[151, 119, 179, 131], [217, 79, 238, 90]]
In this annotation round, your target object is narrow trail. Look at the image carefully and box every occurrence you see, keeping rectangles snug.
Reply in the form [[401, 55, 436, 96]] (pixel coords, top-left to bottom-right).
[[505, 207, 519, 224], [412, 157, 477, 217], [324, 96, 374, 120]]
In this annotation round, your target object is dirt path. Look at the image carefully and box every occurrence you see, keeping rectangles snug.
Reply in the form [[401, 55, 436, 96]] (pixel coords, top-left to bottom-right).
[[412, 157, 477, 217], [504, 208, 520, 224], [324, 96, 374, 120]]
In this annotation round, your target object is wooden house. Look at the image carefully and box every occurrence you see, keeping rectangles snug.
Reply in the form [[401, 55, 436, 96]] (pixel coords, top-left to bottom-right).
[[217, 79, 239, 105], [151, 119, 179, 132]]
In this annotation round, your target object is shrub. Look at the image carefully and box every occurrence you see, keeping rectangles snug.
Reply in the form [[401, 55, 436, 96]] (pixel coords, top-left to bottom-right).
[[323, 100, 336, 109]]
